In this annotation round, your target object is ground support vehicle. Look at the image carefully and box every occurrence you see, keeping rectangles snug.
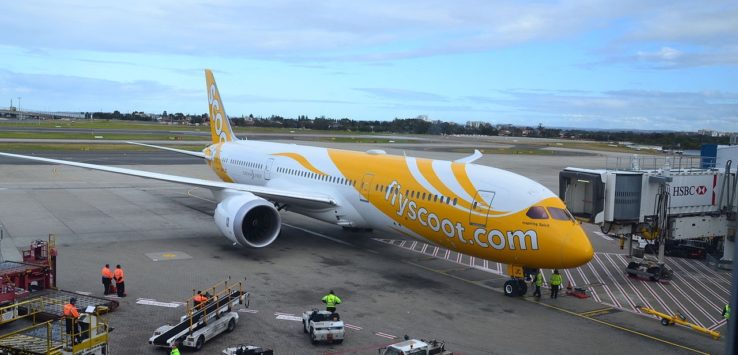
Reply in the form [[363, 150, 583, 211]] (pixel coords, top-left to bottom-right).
[[149, 279, 248, 351], [222, 344, 274, 355], [625, 255, 673, 282], [0, 311, 109, 354], [302, 309, 344, 345], [639, 306, 720, 339], [378, 338, 453, 355]]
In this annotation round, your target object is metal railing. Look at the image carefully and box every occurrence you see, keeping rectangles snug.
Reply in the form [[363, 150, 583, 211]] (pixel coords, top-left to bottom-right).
[[604, 155, 717, 171]]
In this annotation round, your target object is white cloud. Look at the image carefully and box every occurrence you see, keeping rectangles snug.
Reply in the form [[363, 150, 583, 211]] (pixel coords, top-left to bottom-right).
[[466, 89, 738, 131]]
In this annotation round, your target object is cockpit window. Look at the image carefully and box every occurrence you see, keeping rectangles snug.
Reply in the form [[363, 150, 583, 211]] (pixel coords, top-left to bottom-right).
[[547, 207, 573, 221], [526, 206, 549, 219]]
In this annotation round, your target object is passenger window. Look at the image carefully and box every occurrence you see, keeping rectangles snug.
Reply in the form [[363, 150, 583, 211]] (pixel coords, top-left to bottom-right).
[[526, 206, 549, 219], [547, 207, 572, 221], [453, 197, 458, 205]]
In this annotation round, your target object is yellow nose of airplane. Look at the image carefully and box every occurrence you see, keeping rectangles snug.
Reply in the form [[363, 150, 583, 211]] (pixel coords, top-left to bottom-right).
[[562, 223, 594, 268]]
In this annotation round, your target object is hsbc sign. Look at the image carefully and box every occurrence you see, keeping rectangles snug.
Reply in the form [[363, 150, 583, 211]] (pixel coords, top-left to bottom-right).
[[672, 185, 708, 197], [669, 174, 718, 208]]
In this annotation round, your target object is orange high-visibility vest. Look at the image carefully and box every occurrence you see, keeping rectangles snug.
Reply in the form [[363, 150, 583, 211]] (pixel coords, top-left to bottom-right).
[[193, 294, 207, 303], [101, 267, 112, 279], [114, 268, 125, 283], [64, 303, 79, 318]]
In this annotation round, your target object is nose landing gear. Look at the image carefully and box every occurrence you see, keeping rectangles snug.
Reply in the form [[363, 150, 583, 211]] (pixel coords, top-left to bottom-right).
[[503, 279, 528, 297]]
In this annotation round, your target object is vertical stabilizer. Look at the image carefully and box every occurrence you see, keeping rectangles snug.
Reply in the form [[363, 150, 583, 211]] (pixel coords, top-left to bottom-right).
[[205, 69, 239, 143]]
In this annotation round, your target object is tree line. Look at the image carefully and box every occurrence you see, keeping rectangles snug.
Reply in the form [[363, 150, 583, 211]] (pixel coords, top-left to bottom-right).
[[85, 111, 731, 149]]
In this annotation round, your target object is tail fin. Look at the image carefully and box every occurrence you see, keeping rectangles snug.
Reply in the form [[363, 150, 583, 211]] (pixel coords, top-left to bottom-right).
[[205, 69, 238, 143]]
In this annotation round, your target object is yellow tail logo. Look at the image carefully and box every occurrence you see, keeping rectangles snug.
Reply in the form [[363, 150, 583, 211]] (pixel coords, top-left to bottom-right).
[[205, 69, 237, 143]]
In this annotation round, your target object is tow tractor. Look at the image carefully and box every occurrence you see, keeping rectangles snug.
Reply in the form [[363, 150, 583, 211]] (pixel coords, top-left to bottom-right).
[[149, 278, 249, 351], [378, 337, 453, 355], [301, 309, 345, 345], [222, 344, 274, 355]]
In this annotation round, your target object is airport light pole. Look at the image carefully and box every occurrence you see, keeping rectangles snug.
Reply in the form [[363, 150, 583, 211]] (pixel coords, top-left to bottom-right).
[[17, 97, 21, 120], [0, 224, 4, 263]]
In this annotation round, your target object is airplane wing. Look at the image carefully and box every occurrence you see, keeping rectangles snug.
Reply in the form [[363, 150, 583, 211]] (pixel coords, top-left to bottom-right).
[[455, 149, 483, 163], [126, 141, 208, 159], [0, 152, 336, 206]]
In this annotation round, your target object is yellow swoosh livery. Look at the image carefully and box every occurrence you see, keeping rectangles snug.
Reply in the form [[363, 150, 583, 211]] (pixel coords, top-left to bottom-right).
[[0, 69, 594, 296]]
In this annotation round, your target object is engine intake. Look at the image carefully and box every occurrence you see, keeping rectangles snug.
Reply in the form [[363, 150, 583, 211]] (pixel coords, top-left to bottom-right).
[[214, 191, 281, 248]]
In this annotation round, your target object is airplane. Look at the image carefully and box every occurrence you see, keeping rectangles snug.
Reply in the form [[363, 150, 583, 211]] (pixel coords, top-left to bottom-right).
[[0, 69, 594, 297]]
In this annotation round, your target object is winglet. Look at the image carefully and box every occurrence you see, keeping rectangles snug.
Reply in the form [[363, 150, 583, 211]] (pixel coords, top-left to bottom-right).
[[455, 149, 483, 163], [205, 69, 239, 143]]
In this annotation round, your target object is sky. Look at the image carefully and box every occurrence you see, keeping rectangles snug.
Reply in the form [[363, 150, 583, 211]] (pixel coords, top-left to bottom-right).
[[1, 0, 737, 131]]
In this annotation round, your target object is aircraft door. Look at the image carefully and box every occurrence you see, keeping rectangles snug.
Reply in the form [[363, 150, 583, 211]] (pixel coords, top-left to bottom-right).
[[469, 190, 496, 227], [359, 173, 374, 202], [264, 158, 275, 180]]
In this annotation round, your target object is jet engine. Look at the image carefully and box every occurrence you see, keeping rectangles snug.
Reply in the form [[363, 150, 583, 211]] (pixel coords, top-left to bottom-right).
[[213, 191, 281, 248]]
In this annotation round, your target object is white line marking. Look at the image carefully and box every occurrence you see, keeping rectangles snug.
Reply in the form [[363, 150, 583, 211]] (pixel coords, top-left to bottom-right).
[[344, 323, 363, 330], [239, 309, 259, 314], [136, 299, 181, 308], [74, 291, 91, 295], [275, 315, 302, 321], [593, 231, 614, 241], [284, 223, 353, 246], [374, 332, 397, 339], [274, 312, 295, 316]]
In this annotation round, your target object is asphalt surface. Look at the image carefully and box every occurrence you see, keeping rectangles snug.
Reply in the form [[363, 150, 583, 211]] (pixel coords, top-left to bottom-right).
[[0, 140, 726, 354]]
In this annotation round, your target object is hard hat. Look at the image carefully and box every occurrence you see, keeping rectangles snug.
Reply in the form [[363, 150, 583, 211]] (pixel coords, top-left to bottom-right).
[[70, 297, 77, 304]]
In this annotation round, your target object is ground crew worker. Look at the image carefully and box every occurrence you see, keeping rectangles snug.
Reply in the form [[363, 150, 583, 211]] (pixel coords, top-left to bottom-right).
[[550, 269, 562, 299], [64, 297, 80, 343], [114, 264, 126, 297], [170, 342, 180, 355], [101, 264, 112, 295], [193, 291, 208, 307], [322, 290, 341, 313], [533, 270, 543, 298], [723, 304, 730, 320]]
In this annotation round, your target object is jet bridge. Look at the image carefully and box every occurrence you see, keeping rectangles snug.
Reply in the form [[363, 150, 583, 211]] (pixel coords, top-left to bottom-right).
[[560, 156, 736, 268]]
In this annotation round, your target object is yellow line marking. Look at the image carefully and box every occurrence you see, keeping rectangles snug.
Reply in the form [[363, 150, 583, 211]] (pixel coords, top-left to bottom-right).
[[405, 260, 710, 355], [439, 267, 471, 274], [579, 307, 614, 317]]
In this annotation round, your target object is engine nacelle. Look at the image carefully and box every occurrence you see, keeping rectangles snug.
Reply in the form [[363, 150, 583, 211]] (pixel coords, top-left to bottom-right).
[[213, 191, 281, 248]]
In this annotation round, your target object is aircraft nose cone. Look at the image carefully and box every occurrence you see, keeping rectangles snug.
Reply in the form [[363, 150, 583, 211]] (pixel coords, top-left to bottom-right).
[[562, 224, 594, 267]]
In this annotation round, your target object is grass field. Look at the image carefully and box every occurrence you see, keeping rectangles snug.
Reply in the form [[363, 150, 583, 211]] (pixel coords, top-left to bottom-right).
[[0, 119, 384, 135], [0, 131, 206, 141], [0, 143, 204, 152]]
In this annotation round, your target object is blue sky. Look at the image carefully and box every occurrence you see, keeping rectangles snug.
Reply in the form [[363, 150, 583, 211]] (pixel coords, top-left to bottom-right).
[[1, 0, 737, 131]]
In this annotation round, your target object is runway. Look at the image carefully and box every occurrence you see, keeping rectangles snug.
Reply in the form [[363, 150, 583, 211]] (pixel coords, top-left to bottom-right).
[[0, 144, 726, 354]]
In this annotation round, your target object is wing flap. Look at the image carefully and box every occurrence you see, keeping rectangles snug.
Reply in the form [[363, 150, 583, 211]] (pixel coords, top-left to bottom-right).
[[0, 152, 335, 206]]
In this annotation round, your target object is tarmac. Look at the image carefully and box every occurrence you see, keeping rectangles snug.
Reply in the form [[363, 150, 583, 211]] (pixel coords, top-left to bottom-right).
[[0, 140, 729, 354]]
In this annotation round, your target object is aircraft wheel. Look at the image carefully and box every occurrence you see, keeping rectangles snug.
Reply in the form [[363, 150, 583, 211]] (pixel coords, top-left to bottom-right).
[[518, 281, 528, 295], [647, 266, 661, 281], [503, 280, 519, 297]]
